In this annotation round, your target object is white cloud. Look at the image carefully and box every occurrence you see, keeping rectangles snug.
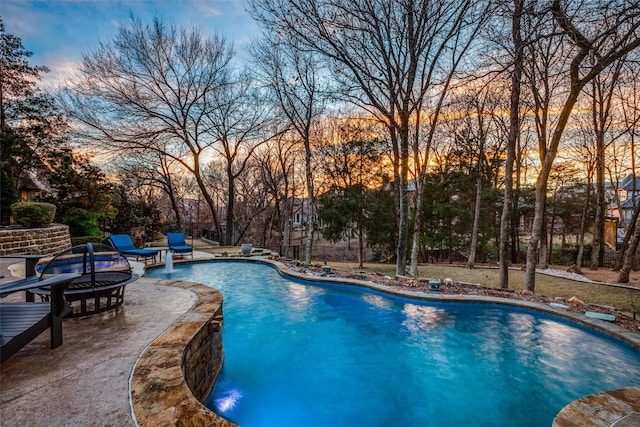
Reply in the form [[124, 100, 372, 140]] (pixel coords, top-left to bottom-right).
[[38, 58, 81, 90]]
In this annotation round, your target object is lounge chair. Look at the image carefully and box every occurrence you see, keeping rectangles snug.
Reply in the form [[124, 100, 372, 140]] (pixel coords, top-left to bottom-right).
[[108, 234, 158, 264], [166, 232, 193, 258], [0, 264, 80, 363]]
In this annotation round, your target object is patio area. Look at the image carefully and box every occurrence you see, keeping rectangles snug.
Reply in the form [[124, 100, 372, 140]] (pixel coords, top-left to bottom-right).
[[1, 253, 639, 426], [0, 250, 233, 426]]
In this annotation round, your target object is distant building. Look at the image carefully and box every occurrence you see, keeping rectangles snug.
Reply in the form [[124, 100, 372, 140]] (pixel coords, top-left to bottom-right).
[[17, 167, 53, 202], [606, 174, 640, 245], [291, 197, 315, 230]]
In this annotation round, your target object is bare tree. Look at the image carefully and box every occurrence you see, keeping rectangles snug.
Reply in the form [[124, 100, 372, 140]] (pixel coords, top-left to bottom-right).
[[586, 58, 626, 269], [250, 0, 492, 275], [521, 3, 575, 271], [405, 9, 491, 275], [61, 16, 233, 243], [437, 82, 505, 269], [458, 86, 498, 269], [249, 33, 326, 264], [206, 70, 280, 245], [252, 135, 299, 255], [618, 208, 640, 283], [112, 151, 193, 231], [234, 157, 275, 246], [524, 0, 640, 292], [561, 123, 598, 272], [495, 0, 526, 288], [614, 59, 640, 270], [317, 118, 386, 269]]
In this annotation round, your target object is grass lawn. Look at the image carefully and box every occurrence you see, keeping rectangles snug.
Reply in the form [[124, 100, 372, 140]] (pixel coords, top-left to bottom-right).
[[328, 261, 640, 314]]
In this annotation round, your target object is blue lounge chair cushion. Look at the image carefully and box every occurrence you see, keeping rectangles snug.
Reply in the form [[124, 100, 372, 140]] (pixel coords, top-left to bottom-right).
[[169, 245, 192, 253], [108, 234, 158, 257], [167, 233, 193, 254]]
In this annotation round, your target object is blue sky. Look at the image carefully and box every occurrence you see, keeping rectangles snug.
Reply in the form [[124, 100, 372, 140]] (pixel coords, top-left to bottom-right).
[[1, 0, 259, 86]]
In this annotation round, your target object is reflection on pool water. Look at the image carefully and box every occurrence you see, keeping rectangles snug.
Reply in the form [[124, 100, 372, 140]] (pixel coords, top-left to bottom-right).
[[147, 261, 640, 427]]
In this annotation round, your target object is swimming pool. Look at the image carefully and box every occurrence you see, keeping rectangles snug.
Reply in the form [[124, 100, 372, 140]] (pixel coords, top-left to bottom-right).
[[147, 261, 640, 427]]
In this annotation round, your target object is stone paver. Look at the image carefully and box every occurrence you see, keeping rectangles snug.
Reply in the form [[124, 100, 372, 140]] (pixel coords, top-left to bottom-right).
[[0, 278, 196, 426]]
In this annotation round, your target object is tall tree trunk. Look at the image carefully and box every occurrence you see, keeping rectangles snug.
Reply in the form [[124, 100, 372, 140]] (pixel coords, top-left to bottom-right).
[[614, 135, 637, 270], [499, 0, 523, 289], [617, 214, 640, 283], [548, 209, 556, 265], [409, 179, 423, 276], [509, 193, 519, 264], [539, 208, 549, 269], [395, 123, 410, 276], [304, 145, 315, 264], [409, 109, 423, 277], [468, 136, 485, 269], [591, 131, 605, 269], [358, 220, 364, 270], [512, 136, 525, 264], [283, 218, 291, 258], [305, 204, 314, 263], [525, 87, 583, 292], [575, 220, 586, 272], [226, 165, 235, 245], [575, 181, 592, 272]]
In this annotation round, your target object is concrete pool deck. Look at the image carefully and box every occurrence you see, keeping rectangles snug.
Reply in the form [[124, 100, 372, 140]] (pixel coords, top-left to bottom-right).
[[0, 250, 232, 426], [1, 253, 639, 426]]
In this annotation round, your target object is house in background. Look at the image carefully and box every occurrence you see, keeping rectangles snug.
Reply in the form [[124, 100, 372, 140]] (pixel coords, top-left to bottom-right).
[[17, 168, 52, 202], [606, 174, 640, 246], [291, 197, 314, 230]]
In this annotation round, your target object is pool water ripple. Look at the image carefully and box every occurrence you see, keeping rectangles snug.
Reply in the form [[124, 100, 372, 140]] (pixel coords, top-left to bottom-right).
[[148, 261, 640, 427]]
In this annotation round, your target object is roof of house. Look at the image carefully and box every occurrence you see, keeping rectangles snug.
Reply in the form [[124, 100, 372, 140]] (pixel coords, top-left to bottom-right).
[[17, 168, 52, 193], [619, 174, 640, 191]]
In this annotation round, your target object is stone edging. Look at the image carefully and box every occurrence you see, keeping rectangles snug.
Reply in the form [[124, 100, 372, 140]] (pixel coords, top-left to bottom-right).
[[129, 279, 237, 427], [259, 259, 640, 349], [552, 386, 640, 426]]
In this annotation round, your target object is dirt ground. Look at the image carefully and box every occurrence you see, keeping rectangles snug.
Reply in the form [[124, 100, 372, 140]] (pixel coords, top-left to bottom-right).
[[578, 267, 640, 287]]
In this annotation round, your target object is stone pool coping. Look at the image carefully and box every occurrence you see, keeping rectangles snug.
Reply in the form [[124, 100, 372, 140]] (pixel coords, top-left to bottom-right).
[[552, 387, 640, 427], [265, 260, 640, 349], [133, 257, 640, 426], [129, 278, 235, 427]]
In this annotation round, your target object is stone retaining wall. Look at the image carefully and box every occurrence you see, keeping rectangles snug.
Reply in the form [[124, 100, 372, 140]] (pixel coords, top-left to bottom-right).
[[131, 280, 236, 427], [0, 225, 71, 256], [184, 310, 225, 401]]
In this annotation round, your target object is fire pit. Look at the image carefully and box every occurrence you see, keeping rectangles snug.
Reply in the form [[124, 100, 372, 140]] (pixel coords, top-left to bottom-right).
[[30, 243, 138, 317]]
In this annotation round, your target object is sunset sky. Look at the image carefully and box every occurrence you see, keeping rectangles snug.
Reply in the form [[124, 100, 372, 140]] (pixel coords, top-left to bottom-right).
[[2, 0, 258, 86]]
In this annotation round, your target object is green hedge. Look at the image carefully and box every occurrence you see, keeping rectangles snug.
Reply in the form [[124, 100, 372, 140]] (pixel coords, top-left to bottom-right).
[[70, 236, 109, 245], [10, 202, 57, 228]]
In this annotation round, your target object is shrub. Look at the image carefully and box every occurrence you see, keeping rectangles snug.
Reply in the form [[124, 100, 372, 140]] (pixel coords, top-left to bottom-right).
[[10, 202, 57, 228], [71, 236, 107, 246]]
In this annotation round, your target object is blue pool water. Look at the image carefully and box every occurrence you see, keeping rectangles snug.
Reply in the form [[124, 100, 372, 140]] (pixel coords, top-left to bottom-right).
[[147, 261, 640, 427]]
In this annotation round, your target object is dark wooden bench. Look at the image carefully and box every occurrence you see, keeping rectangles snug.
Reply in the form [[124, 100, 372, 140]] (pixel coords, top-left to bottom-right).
[[0, 272, 80, 363]]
